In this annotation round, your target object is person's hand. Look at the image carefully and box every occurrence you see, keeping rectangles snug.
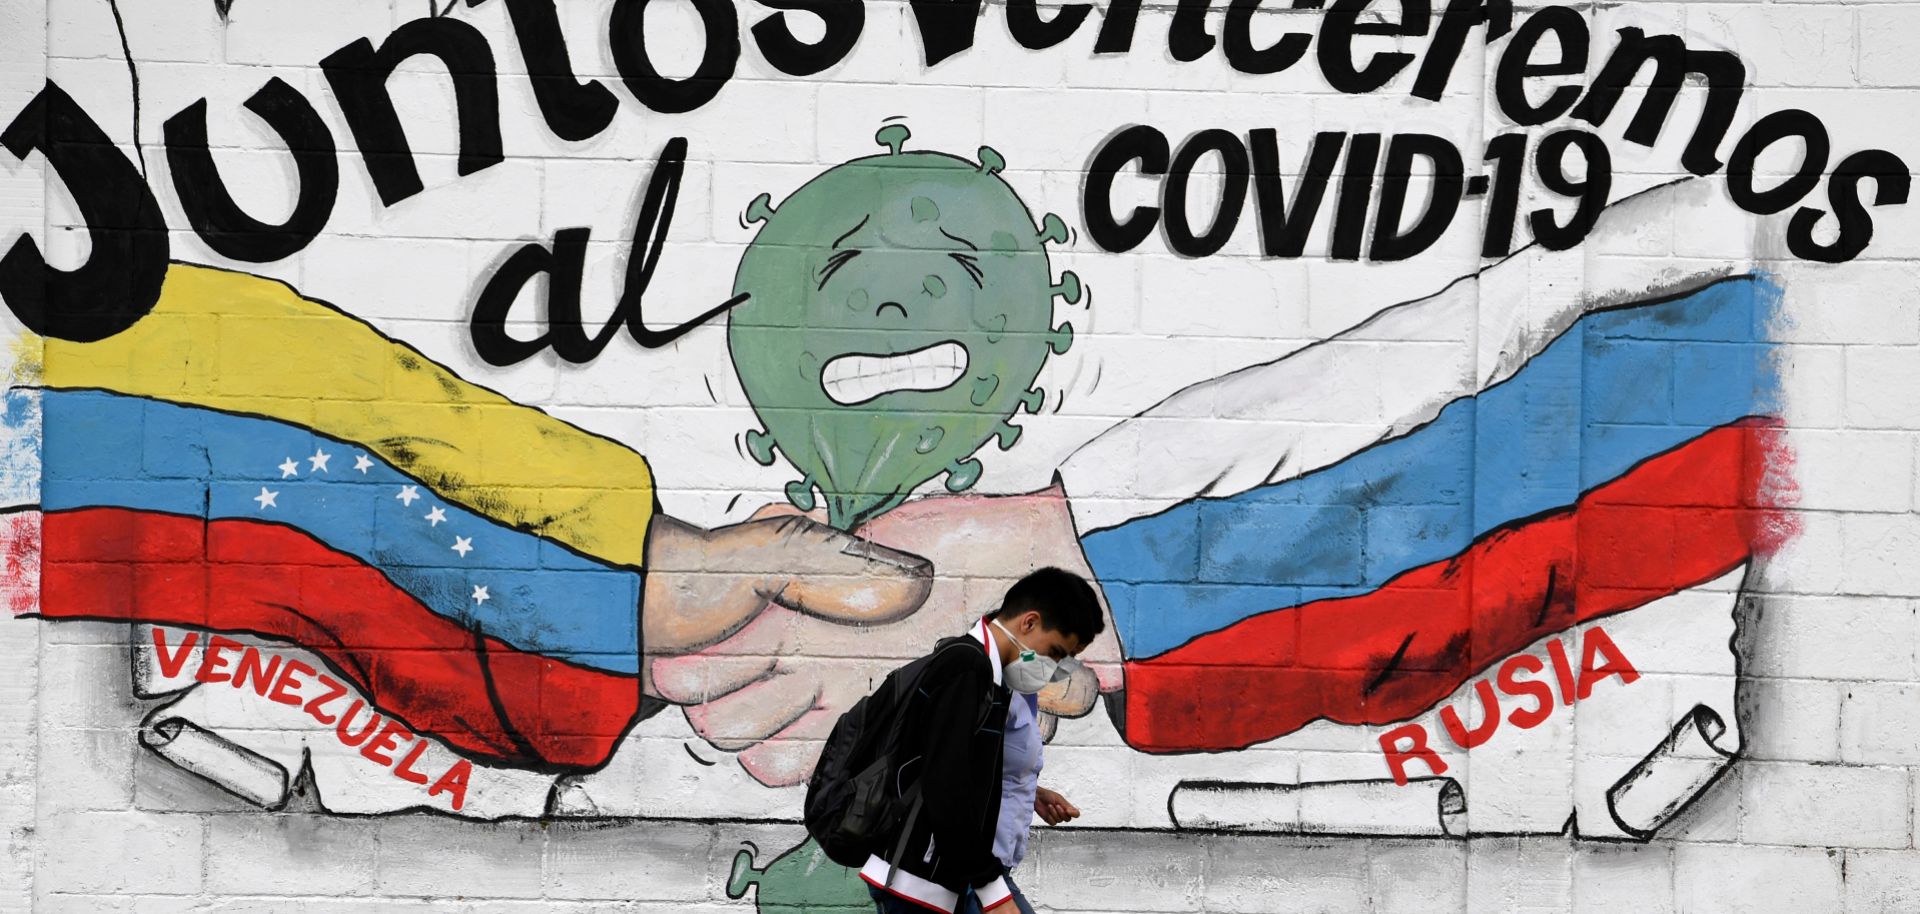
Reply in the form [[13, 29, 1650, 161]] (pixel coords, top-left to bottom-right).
[[1034, 786, 1080, 825], [649, 481, 1123, 787]]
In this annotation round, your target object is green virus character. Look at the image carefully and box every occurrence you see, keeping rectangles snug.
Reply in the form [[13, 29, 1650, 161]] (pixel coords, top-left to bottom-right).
[[725, 837, 870, 912], [729, 122, 1081, 530]]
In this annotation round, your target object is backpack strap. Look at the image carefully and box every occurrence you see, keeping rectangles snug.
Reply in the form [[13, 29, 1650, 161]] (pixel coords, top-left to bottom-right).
[[883, 785, 925, 889], [907, 638, 987, 699]]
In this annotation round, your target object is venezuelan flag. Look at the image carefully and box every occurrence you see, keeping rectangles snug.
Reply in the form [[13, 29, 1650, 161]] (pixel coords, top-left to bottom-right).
[[12, 264, 656, 771]]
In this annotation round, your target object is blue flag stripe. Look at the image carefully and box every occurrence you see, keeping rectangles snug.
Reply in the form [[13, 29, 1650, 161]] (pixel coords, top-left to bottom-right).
[[1083, 277, 1781, 660]]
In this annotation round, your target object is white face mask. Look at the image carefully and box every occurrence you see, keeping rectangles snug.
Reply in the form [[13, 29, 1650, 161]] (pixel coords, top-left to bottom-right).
[[992, 619, 1068, 694]]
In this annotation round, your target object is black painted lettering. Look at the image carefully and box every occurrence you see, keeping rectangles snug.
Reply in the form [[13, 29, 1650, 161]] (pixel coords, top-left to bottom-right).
[[1007, 0, 1092, 50], [1093, 0, 1145, 54], [321, 17, 504, 207], [165, 77, 338, 262], [1492, 6, 1587, 125], [1527, 128, 1610, 251], [1789, 149, 1911, 264], [1318, 0, 1430, 94], [486, 0, 620, 141], [1726, 109, 1829, 215], [1083, 124, 1170, 253], [1169, 0, 1217, 62], [618, 138, 744, 346], [1222, 0, 1314, 75], [1571, 28, 1745, 176], [0, 82, 168, 342], [1248, 128, 1343, 258], [752, 0, 865, 76], [472, 229, 579, 366], [471, 138, 745, 365], [610, 0, 740, 113], [1163, 129, 1249, 257], [1410, 0, 1511, 101], [1329, 132, 1382, 260], [907, 0, 985, 66], [1369, 132, 1463, 261]]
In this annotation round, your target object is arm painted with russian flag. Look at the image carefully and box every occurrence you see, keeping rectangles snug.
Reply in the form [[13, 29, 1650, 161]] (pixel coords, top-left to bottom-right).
[[1052, 177, 1795, 753], [10, 263, 934, 775]]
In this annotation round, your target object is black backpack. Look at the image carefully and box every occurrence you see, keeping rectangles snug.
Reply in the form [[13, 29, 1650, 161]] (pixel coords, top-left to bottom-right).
[[803, 638, 986, 871]]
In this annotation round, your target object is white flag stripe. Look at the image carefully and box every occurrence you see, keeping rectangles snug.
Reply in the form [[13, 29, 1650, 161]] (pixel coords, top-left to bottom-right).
[[1059, 178, 1784, 533]]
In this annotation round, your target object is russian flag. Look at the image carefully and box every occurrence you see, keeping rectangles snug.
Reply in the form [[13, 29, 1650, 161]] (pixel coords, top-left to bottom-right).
[[9, 265, 658, 772], [1079, 276, 1791, 753]]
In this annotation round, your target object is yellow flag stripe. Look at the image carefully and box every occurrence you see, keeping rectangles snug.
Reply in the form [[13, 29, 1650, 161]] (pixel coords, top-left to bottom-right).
[[39, 263, 655, 569]]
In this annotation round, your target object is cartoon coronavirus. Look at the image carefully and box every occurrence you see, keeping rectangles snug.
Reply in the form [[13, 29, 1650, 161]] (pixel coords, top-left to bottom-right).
[[728, 123, 1081, 530]]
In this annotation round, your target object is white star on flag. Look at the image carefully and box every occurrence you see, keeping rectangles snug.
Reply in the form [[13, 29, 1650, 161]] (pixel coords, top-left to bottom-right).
[[425, 506, 447, 527], [353, 453, 374, 474], [472, 585, 490, 604], [277, 458, 299, 479], [308, 448, 331, 473], [396, 485, 420, 506], [253, 487, 278, 509], [452, 536, 474, 558]]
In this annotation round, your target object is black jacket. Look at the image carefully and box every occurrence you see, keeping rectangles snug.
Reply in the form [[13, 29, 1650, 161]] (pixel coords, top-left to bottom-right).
[[875, 632, 1012, 896]]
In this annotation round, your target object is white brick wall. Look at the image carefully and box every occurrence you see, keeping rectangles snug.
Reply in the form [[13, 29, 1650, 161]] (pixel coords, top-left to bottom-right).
[[7, 0, 1920, 911]]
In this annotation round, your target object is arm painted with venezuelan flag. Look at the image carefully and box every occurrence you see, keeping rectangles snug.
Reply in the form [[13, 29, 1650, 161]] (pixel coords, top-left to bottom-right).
[[20, 263, 931, 775]]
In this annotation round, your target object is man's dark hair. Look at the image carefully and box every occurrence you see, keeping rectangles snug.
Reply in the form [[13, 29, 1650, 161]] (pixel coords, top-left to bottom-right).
[[990, 567, 1105, 646]]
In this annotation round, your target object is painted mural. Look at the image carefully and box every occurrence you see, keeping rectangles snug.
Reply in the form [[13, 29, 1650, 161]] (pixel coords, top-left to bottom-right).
[[2, 0, 1905, 909]]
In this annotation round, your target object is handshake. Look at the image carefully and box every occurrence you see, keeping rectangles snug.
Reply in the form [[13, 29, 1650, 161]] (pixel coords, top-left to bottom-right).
[[642, 482, 1122, 787]]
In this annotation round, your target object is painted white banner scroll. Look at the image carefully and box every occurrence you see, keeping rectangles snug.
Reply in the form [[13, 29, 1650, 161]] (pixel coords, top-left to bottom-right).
[[1607, 704, 1739, 839], [1164, 703, 1740, 840], [1170, 777, 1467, 837], [1148, 565, 1749, 839], [140, 716, 290, 809], [130, 625, 558, 819]]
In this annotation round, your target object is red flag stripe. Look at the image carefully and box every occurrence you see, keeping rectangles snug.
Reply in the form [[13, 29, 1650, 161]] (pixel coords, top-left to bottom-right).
[[1120, 420, 1784, 753], [33, 508, 640, 770]]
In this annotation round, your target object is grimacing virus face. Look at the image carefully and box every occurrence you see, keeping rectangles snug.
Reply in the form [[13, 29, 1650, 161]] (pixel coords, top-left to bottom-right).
[[729, 124, 1081, 530]]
